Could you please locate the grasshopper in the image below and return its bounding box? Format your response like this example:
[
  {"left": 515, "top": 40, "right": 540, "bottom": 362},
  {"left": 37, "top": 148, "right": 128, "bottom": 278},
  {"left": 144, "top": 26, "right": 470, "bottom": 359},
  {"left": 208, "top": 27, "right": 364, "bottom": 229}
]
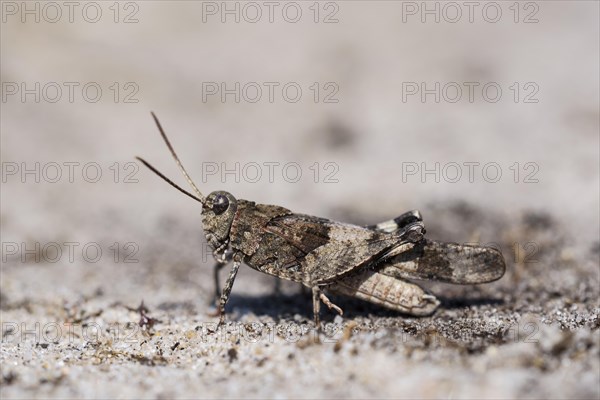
[{"left": 136, "top": 113, "right": 505, "bottom": 327}]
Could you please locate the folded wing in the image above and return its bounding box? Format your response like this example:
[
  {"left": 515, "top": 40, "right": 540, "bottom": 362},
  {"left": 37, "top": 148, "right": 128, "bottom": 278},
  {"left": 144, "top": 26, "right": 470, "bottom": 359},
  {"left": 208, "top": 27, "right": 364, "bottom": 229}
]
[
  {"left": 265, "top": 214, "right": 422, "bottom": 284},
  {"left": 376, "top": 239, "right": 506, "bottom": 284}
]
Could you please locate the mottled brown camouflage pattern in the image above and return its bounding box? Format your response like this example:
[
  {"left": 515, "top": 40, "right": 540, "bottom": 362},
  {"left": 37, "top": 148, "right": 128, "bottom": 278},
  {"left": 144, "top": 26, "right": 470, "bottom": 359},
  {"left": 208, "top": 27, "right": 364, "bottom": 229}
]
[{"left": 139, "top": 114, "right": 506, "bottom": 326}]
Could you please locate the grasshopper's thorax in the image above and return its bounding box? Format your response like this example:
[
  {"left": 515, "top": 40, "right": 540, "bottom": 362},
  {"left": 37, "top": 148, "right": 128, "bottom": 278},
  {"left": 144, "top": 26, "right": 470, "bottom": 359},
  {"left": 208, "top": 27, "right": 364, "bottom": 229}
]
[
  {"left": 228, "top": 200, "right": 291, "bottom": 258},
  {"left": 201, "top": 191, "right": 238, "bottom": 250}
]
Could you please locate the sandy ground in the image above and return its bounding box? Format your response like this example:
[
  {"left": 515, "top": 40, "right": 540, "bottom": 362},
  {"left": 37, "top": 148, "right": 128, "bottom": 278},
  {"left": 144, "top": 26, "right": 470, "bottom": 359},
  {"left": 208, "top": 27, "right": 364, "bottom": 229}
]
[{"left": 1, "top": 1, "right": 599, "bottom": 399}]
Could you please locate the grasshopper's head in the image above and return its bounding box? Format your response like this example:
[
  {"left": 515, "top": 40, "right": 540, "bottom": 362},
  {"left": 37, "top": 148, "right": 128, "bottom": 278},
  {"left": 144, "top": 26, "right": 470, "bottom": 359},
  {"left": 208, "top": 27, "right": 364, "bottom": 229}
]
[
  {"left": 137, "top": 113, "right": 241, "bottom": 251},
  {"left": 201, "top": 191, "right": 238, "bottom": 249}
]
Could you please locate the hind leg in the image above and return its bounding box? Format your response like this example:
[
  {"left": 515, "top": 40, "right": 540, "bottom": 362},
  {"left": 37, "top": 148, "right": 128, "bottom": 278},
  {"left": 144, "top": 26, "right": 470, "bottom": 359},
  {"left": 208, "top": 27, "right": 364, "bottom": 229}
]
[
  {"left": 328, "top": 270, "right": 440, "bottom": 316},
  {"left": 366, "top": 210, "right": 423, "bottom": 233}
]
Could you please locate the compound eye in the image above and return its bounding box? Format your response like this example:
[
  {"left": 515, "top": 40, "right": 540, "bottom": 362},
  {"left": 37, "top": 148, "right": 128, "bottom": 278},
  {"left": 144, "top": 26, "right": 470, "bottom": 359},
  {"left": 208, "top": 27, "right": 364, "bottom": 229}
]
[{"left": 212, "top": 194, "right": 229, "bottom": 215}]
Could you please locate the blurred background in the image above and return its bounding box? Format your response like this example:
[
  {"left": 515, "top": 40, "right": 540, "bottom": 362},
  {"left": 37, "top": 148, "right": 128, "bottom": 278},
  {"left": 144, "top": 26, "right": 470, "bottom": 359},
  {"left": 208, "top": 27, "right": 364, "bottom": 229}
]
[
  {"left": 1, "top": 1, "right": 599, "bottom": 399},
  {"left": 2, "top": 0, "right": 598, "bottom": 301}
]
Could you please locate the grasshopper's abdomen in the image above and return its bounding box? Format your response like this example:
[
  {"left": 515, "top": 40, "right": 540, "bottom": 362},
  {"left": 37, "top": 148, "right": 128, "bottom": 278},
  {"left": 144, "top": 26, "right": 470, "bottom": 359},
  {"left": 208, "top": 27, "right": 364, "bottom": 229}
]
[{"left": 328, "top": 270, "right": 440, "bottom": 316}]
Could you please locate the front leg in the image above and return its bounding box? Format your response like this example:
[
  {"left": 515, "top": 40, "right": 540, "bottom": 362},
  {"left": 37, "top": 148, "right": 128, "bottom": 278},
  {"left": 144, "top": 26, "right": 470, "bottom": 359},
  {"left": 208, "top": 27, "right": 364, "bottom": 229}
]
[
  {"left": 212, "top": 262, "right": 227, "bottom": 306},
  {"left": 211, "top": 247, "right": 233, "bottom": 306},
  {"left": 216, "top": 254, "right": 242, "bottom": 327}
]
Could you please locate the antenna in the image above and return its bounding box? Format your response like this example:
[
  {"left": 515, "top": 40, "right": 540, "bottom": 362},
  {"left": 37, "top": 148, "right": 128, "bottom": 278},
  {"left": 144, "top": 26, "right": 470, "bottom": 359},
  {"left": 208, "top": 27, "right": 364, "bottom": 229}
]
[
  {"left": 135, "top": 156, "right": 204, "bottom": 204},
  {"left": 150, "top": 112, "right": 205, "bottom": 202}
]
